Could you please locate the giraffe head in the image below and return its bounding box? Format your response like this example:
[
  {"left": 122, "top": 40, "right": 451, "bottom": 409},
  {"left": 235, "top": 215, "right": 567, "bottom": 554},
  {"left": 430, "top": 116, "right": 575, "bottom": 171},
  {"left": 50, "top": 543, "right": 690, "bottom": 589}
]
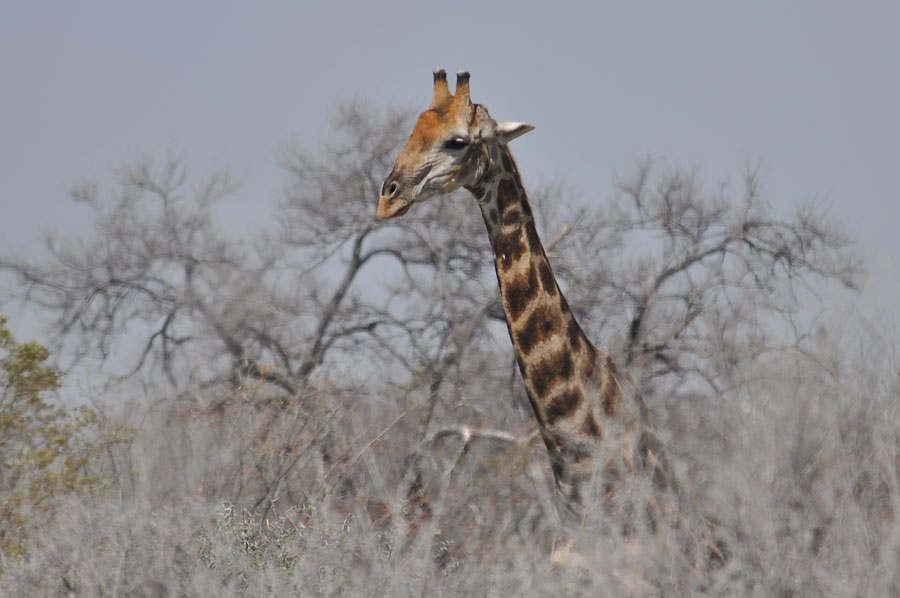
[{"left": 378, "top": 69, "right": 534, "bottom": 219}]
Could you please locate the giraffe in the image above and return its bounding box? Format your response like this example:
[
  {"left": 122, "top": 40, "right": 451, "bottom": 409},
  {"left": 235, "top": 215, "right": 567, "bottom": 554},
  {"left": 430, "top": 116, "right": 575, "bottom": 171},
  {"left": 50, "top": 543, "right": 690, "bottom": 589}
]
[{"left": 378, "top": 69, "right": 674, "bottom": 511}]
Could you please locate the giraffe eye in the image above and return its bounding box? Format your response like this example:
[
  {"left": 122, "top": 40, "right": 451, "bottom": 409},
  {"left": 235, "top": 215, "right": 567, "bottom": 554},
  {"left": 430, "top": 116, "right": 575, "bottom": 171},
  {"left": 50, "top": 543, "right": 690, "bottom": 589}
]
[{"left": 443, "top": 137, "right": 470, "bottom": 151}]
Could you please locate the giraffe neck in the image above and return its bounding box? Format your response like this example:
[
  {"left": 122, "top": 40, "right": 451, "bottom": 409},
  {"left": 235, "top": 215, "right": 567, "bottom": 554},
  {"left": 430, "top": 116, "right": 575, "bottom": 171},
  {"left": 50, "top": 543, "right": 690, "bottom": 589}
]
[{"left": 465, "top": 144, "right": 626, "bottom": 502}]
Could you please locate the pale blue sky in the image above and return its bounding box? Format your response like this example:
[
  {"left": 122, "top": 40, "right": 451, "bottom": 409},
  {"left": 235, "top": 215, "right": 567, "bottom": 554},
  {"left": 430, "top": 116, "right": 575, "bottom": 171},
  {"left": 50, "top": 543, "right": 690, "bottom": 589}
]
[{"left": 2, "top": 1, "right": 899, "bottom": 342}]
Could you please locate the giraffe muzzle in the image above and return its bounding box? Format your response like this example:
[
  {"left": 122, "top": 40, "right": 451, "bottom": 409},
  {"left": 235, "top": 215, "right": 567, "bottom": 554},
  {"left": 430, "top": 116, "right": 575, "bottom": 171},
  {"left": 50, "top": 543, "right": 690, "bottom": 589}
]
[{"left": 377, "top": 172, "right": 414, "bottom": 219}]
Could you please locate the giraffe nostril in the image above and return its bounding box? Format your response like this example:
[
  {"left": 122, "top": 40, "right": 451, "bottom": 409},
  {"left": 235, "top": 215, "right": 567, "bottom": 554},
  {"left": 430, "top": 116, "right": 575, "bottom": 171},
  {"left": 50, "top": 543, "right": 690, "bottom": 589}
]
[{"left": 384, "top": 180, "right": 399, "bottom": 199}]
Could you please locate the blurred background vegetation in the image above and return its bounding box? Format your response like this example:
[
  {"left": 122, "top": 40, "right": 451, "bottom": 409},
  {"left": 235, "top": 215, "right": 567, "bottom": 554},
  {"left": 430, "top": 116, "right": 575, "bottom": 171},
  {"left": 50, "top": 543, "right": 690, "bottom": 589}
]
[
  {"left": 0, "top": 105, "right": 897, "bottom": 596},
  {"left": 0, "top": 317, "right": 132, "bottom": 562}
]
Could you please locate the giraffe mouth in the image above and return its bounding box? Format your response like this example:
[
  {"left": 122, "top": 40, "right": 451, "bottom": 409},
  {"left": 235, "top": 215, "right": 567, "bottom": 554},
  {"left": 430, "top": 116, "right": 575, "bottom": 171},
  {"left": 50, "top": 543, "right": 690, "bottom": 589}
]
[{"left": 376, "top": 196, "right": 413, "bottom": 219}]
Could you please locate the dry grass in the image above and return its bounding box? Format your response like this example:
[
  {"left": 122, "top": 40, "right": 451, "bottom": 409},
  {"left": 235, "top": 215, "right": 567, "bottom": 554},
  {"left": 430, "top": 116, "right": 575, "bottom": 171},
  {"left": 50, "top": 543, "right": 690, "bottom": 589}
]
[{"left": 2, "top": 320, "right": 899, "bottom": 598}]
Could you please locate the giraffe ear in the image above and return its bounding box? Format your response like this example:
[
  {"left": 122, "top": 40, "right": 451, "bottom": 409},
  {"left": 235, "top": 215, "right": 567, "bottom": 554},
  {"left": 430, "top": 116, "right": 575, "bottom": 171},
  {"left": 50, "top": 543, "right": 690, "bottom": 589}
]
[{"left": 495, "top": 121, "right": 534, "bottom": 145}]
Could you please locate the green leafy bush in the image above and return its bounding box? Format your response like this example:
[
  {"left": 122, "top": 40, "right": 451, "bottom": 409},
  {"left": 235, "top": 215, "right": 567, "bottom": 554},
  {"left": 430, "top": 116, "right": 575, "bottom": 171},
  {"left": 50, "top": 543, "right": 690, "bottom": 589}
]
[{"left": 0, "top": 317, "right": 131, "bottom": 560}]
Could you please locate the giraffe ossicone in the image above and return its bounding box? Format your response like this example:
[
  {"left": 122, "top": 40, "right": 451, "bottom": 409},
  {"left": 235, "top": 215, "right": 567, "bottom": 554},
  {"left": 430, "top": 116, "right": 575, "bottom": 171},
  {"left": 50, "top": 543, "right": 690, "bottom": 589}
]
[{"left": 378, "top": 68, "right": 673, "bottom": 507}]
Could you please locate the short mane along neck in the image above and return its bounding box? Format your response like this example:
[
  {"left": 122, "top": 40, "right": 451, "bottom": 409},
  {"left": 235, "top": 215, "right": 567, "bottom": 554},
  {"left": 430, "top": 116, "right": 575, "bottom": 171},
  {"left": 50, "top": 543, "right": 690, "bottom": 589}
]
[{"left": 465, "top": 144, "right": 623, "bottom": 502}]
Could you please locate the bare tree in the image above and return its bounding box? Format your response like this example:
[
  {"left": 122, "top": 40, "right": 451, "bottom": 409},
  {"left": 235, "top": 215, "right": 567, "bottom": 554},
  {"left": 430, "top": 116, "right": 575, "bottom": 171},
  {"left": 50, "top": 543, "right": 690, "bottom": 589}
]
[
  {"left": 0, "top": 106, "right": 507, "bottom": 408},
  {"left": 0, "top": 102, "right": 863, "bottom": 517},
  {"left": 532, "top": 160, "right": 861, "bottom": 399},
  {"left": 5, "top": 101, "right": 895, "bottom": 597}
]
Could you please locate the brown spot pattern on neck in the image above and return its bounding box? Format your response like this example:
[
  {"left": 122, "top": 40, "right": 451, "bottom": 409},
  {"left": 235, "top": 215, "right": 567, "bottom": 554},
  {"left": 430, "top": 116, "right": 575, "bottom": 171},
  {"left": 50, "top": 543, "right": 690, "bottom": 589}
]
[{"left": 468, "top": 144, "right": 637, "bottom": 503}]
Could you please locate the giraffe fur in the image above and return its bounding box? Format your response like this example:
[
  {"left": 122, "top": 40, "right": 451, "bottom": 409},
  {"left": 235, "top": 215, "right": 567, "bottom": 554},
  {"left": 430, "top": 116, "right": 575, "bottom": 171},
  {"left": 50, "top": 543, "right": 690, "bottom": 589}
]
[{"left": 379, "top": 69, "right": 677, "bottom": 510}]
